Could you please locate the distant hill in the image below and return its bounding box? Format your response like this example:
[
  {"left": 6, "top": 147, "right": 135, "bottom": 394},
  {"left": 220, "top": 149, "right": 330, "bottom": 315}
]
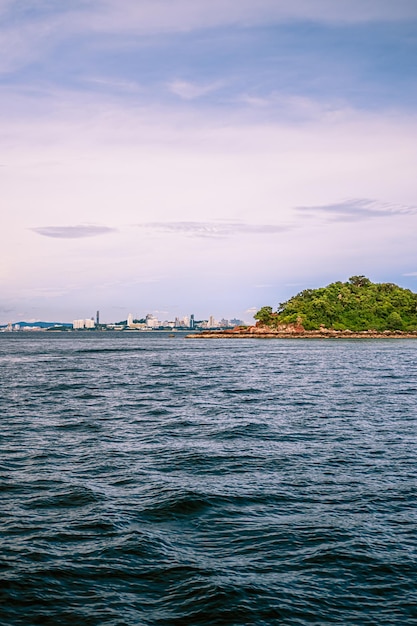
[
  {"left": 255, "top": 276, "right": 417, "bottom": 332},
  {"left": 0, "top": 321, "right": 72, "bottom": 329}
]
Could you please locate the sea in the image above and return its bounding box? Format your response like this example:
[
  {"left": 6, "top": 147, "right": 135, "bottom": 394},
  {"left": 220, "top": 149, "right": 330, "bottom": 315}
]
[{"left": 1, "top": 332, "right": 416, "bottom": 625}]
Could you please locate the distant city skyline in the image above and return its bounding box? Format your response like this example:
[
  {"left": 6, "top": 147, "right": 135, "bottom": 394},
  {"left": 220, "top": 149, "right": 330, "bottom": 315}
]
[
  {"left": 0, "top": 310, "right": 246, "bottom": 328},
  {"left": 1, "top": 1, "right": 417, "bottom": 324},
  {"left": 0, "top": 311, "right": 246, "bottom": 331}
]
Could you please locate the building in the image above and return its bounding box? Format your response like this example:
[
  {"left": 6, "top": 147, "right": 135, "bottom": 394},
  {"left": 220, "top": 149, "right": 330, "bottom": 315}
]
[
  {"left": 73, "top": 318, "right": 95, "bottom": 329},
  {"left": 146, "top": 314, "right": 159, "bottom": 328},
  {"left": 208, "top": 315, "right": 217, "bottom": 328}
]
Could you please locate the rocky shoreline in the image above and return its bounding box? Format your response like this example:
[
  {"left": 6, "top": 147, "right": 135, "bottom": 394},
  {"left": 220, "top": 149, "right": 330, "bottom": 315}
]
[{"left": 186, "top": 325, "right": 417, "bottom": 339}]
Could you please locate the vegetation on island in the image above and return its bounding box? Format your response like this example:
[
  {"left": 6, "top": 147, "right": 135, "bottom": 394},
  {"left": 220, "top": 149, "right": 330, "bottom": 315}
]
[{"left": 255, "top": 276, "right": 417, "bottom": 332}]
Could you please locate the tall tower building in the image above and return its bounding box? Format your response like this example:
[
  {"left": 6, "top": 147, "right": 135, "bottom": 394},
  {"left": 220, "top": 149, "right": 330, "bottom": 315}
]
[
  {"left": 127, "top": 313, "right": 133, "bottom": 327},
  {"left": 96, "top": 310, "right": 100, "bottom": 326},
  {"left": 190, "top": 314, "right": 195, "bottom": 329}
]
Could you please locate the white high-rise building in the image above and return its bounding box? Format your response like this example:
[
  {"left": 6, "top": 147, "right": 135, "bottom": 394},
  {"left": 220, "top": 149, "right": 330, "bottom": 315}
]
[
  {"left": 146, "top": 314, "right": 159, "bottom": 328},
  {"left": 127, "top": 313, "right": 133, "bottom": 327},
  {"left": 208, "top": 315, "right": 217, "bottom": 328},
  {"left": 73, "top": 318, "right": 95, "bottom": 329}
]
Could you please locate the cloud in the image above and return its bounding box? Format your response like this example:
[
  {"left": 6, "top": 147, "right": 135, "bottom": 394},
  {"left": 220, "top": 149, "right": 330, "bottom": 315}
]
[
  {"left": 238, "top": 93, "right": 345, "bottom": 122},
  {"left": 1, "top": 0, "right": 415, "bottom": 75},
  {"left": 31, "top": 225, "right": 117, "bottom": 239},
  {"left": 76, "top": 0, "right": 417, "bottom": 35},
  {"left": 295, "top": 198, "right": 417, "bottom": 223},
  {"left": 168, "top": 80, "right": 223, "bottom": 100},
  {"left": 0, "top": 10, "right": 68, "bottom": 73},
  {"left": 137, "top": 221, "right": 291, "bottom": 238},
  {"left": 403, "top": 272, "right": 417, "bottom": 277},
  {"left": 84, "top": 77, "right": 143, "bottom": 93}
]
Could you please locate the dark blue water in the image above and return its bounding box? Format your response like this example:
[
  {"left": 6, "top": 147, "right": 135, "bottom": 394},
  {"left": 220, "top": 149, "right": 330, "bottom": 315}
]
[{"left": 1, "top": 333, "right": 416, "bottom": 625}]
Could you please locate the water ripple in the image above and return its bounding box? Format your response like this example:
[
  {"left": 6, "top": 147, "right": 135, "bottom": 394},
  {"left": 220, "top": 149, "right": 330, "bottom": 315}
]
[{"left": 0, "top": 333, "right": 416, "bottom": 624}]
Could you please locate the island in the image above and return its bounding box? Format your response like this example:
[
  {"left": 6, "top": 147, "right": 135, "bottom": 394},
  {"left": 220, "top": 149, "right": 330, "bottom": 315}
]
[{"left": 187, "top": 276, "right": 417, "bottom": 339}]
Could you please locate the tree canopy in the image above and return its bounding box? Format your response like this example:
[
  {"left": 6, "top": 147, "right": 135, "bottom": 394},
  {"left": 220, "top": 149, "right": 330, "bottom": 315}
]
[{"left": 255, "top": 277, "right": 417, "bottom": 331}]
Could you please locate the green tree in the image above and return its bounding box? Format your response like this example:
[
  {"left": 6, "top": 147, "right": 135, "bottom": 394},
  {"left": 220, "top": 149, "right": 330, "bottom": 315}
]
[
  {"left": 349, "top": 275, "right": 371, "bottom": 287},
  {"left": 386, "top": 311, "right": 403, "bottom": 330},
  {"left": 254, "top": 306, "right": 274, "bottom": 325}
]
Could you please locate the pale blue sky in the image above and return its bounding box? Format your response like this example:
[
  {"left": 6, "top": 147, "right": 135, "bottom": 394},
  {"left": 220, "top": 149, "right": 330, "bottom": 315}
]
[{"left": 1, "top": 1, "right": 417, "bottom": 323}]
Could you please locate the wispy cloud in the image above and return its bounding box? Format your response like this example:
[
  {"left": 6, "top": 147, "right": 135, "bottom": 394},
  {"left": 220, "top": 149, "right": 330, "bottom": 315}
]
[
  {"left": 168, "top": 80, "right": 223, "bottom": 100},
  {"left": 296, "top": 198, "right": 417, "bottom": 223},
  {"left": 84, "top": 77, "right": 143, "bottom": 93},
  {"left": 2, "top": 0, "right": 414, "bottom": 77},
  {"left": 403, "top": 272, "right": 417, "bottom": 277},
  {"left": 137, "top": 221, "right": 291, "bottom": 238},
  {"left": 66, "top": 1, "right": 417, "bottom": 36},
  {"left": 31, "top": 225, "right": 117, "bottom": 239}
]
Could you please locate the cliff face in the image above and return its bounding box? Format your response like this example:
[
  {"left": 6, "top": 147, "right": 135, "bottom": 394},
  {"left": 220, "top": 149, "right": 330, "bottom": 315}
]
[{"left": 255, "top": 320, "right": 305, "bottom": 333}]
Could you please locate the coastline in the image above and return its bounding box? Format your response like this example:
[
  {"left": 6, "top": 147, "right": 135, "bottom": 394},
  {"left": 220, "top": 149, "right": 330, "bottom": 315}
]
[{"left": 186, "top": 326, "right": 417, "bottom": 339}]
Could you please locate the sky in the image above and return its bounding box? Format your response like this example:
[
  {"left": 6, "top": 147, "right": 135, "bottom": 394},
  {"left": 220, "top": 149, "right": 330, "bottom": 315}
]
[{"left": 1, "top": 0, "right": 417, "bottom": 324}]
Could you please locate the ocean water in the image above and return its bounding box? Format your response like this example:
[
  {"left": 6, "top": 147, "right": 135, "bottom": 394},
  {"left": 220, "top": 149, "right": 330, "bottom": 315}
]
[{"left": 1, "top": 332, "right": 416, "bottom": 626}]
